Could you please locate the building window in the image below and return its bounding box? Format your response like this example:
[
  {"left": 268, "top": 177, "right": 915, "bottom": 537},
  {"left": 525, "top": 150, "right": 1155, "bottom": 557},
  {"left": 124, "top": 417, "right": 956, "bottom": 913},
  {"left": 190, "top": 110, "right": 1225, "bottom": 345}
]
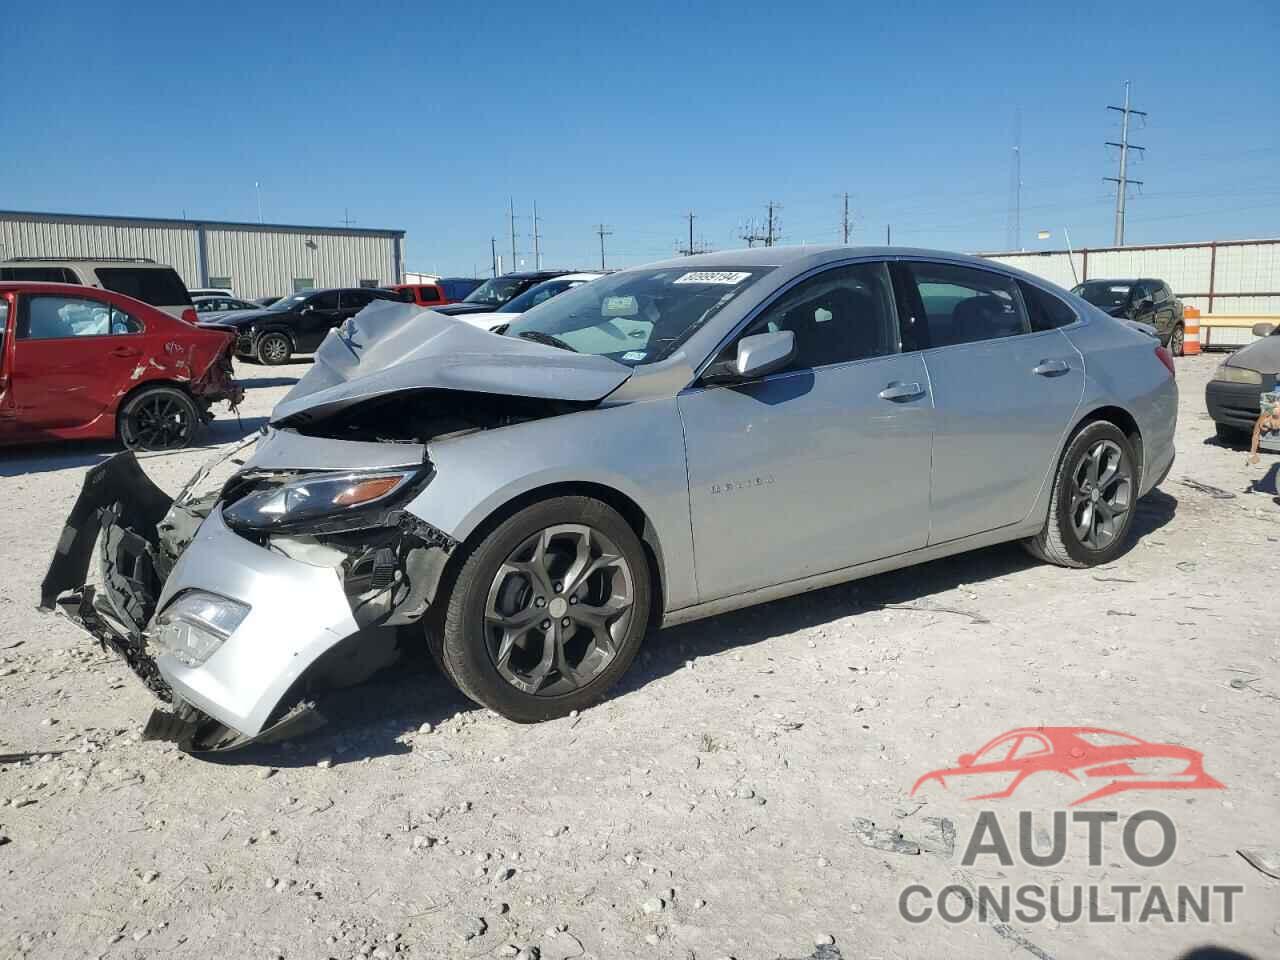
[
  {"left": 292, "top": 278, "right": 315, "bottom": 292},
  {"left": 359, "top": 279, "right": 379, "bottom": 289},
  {"left": 209, "top": 276, "right": 232, "bottom": 290}
]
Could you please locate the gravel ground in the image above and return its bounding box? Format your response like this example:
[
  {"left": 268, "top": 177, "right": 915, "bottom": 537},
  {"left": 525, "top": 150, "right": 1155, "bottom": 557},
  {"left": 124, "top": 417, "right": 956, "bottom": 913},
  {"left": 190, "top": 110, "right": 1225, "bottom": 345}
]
[{"left": 0, "top": 354, "right": 1277, "bottom": 960}]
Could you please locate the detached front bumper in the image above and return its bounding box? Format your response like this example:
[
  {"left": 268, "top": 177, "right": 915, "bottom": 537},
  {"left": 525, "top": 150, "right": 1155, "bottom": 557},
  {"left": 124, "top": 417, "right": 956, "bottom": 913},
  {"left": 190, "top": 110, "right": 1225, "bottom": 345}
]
[{"left": 42, "top": 443, "right": 452, "bottom": 751}]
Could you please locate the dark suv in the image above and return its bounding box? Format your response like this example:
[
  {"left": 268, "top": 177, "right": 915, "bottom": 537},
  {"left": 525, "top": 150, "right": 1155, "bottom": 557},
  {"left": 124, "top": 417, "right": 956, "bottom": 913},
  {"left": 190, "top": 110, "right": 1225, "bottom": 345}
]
[
  {"left": 433, "top": 270, "right": 573, "bottom": 318},
  {"left": 1071, "top": 278, "right": 1187, "bottom": 355},
  {"left": 213, "top": 287, "right": 402, "bottom": 364}
]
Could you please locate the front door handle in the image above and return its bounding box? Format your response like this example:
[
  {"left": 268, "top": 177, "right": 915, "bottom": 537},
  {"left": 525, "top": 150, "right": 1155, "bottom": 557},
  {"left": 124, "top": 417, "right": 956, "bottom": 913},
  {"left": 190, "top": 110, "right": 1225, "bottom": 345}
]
[
  {"left": 879, "top": 381, "right": 926, "bottom": 402},
  {"left": 1033, "top": 359, "right": 1070, "bottom": 376},
  {"left": 109, "top": 347, "right": 141, "bottom": 358}
]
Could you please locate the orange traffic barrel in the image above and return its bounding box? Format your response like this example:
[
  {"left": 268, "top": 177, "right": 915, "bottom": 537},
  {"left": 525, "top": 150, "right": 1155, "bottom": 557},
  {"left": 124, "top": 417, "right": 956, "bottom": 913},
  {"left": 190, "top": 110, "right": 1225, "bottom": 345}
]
[{"left": 1183, "top": 306, "right": 1201, "bottom": 355}]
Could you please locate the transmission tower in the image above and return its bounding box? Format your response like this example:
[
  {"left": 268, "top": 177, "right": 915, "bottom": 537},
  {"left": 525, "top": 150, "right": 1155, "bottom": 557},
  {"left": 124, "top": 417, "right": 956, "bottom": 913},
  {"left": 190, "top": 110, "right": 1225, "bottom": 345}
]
[{"left": 1104, "top": 81, "right": 1146, "bottom": 246}]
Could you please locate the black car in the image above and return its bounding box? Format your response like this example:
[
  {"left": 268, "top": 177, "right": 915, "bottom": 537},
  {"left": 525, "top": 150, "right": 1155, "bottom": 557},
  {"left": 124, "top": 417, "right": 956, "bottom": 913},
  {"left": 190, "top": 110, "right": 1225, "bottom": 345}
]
[
  {"left": 433, "top": 270, "right": 573, "bottom": 317},
  {"left": 1072, "top": 279, "right": 1188, "bottom": 354},
  {"left": 1205, "top": 321, "right": 1280, "bottom": 444},
  {"left": 212, "top": 287, "right": 402, "bottom": 365}
]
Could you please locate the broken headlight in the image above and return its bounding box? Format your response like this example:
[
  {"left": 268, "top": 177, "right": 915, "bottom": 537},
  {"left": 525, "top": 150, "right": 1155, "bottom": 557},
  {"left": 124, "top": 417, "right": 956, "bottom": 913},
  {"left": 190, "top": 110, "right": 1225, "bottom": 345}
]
[
  {"left": 152, "top": 591, "right": 249, "bottom": 667},
  {"left": 222, "top": 469, "right": 420, "bottom": 533}
]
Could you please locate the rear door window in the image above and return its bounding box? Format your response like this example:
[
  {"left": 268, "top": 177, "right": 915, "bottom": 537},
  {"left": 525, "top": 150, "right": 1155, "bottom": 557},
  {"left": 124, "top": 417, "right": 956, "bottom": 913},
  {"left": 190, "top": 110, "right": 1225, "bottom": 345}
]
[
  {"left": 95, "top": 267, "right": 192, "bottom": 306},
  {"left": 309, "top": 291, "right": 340, "bottom": 311},
  {"left": 19, "top": 295, "right": 142, "bottom": 339},
  {"left": 903, "top": 262, "right": 1030, "bottom": 347},
  {"left": 339, "top": 289, "right": 376, "bottom": 311}
]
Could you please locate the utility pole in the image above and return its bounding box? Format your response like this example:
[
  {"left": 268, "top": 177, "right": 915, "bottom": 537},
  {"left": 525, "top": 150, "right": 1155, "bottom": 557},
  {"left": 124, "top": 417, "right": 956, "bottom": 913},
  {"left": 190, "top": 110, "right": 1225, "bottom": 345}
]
[
  {"left": 765, "top": 201, "right": 780, "bottom": 246},
  {"left": 595, "top": 224, "right": 612, "bottom": 270},
  {"left": 508, "top": 197, "right": 519, "bottom": 272},
  {"left": 886, "top": 224, "right": 892, "bottom": 245},
  {"left": 490, "top": 237, "right": 498, "bottom": 277},
  {"left": 255, "top": 181, "right": 263, "bottom": 224},
  {"left": 678, "top": 211, "right": 705, "bottom": 256},
  {"left": 341, "top": 208, "right": 356, "bottom": 228},
  {"left": 1007, "top": 109, "right": 1022, "bottom": 250},
  {"left": 1105, "top": 80, "right": 1146, "bottom": 246},
  {"left": 841, "top": 193, "right": 850, "bottom": 244},
  {"left": 531, "top": 201, "right": 542, "bottom": 270}
]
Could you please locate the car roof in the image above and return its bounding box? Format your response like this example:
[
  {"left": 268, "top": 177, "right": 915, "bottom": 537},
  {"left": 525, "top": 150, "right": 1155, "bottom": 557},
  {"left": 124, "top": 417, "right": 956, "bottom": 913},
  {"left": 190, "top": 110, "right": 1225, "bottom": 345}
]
[
  {"left": 0, "top": 257, "right": 171, "bottom": 268},
  {"left": 539, "top": 272, "right": 602, "bottom": 282}
]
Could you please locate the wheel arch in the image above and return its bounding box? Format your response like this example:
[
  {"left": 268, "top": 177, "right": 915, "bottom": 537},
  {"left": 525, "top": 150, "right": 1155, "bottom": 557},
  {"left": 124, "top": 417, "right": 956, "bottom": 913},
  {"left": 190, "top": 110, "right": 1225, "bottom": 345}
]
[
  {"left": 430, "top": 480, "right": 668, "bottom": 632},
  {"left": 1068, "top": 404, "right": 1144, "bottom": 482},
  {"left": 255, "top": 326, "right": 298, "bottom": 352},
  {"left": 112, "top": 379, "right": 206, "bottom": 446}
]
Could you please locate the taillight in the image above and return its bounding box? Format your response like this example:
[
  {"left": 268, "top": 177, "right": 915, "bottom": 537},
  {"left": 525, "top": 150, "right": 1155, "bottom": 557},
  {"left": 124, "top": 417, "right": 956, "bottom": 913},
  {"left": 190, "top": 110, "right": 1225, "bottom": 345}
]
[
  {"left": 181, "top": 308, "right": 198, "bottom": 325},
  {"left": 1155, "top": 344, "right": 1175, "bottom": 378}
]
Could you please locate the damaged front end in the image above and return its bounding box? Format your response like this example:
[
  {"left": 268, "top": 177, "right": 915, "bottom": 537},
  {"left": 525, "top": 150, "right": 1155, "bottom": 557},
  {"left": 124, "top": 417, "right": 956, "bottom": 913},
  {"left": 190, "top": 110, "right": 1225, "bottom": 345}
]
[{"left": 40, "top": 431, "right": 458, "bottom": 752}]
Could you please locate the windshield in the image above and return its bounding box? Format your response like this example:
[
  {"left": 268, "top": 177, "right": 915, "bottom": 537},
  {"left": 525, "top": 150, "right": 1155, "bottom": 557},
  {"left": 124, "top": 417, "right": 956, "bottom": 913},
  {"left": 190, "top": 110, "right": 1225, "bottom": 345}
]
[
  {"left": 502, "top": 266, "right": 775, "bottom": 366},
  {"left": 1073, "top": 282, "right": 1131, "bottom": 310},
  {"left": 267, "top": 294, "right": 309, "bottom": 312},
  {"left": 498, "top": 278, "right": 585, "bottom": 314},
  {"left": 463, "top": 276, "right": 527, "bottom": 306}
]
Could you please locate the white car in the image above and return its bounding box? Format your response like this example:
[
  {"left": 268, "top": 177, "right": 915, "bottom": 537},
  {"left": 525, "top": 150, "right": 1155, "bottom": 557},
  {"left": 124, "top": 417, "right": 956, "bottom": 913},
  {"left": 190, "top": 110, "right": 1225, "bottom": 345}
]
[{"left": 455, "top": 272, "right": 603, "bottom": 331}]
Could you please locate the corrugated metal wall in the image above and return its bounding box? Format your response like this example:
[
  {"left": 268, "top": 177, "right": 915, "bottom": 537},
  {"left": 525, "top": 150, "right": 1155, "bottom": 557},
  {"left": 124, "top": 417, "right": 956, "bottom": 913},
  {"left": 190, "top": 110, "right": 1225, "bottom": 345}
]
[
  {"left": 0, "top": 212, "right": 402, "bottom": 299},
  {"left": 0, "top": 213, "right": 198, "bottom": 280},
  {"left": 203, "top": 226, "right": 397, "bottom": 298},
  {"left": 985, "top": 239, "right": 1280, "bottom": 314}
]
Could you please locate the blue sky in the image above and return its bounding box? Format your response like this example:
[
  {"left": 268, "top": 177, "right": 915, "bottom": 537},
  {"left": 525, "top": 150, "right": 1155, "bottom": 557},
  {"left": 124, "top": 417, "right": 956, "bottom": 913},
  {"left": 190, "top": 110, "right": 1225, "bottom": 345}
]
[{"left": 4, "top": 0, "right": 1278, "bottom": 277}]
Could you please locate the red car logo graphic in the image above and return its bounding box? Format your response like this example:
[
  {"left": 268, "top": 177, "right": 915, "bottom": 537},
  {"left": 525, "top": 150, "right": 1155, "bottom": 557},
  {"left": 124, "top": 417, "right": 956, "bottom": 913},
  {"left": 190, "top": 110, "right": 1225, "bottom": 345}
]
[{"left": 911, "top": 727, "right": 1224, "bottom": 806}]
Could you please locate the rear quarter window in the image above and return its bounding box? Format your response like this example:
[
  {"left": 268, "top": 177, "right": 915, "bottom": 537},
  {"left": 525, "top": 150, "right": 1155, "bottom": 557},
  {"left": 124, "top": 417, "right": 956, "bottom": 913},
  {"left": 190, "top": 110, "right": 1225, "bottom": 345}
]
[
  {"left": 0, "top": 267, "right": 81, "bottom": 283},
  {"left": 94, "top": 267, "right": 192, "bottom": 307}
]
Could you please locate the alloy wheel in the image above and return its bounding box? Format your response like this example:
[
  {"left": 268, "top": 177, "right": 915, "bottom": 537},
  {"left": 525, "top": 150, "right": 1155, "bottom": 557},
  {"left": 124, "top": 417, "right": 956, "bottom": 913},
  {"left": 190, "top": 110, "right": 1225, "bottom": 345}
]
[
  {"left": 1069, "top": 439, "right": 1132, "bottom": 550},
  {"left": 260, "top": 335, "right": 289, "bottom": 364},
  {"left": 484, "top": 523, "right": 636, "bottom": 696},
  {"left": 125, "top": 394, "right": 194, "bottom": 451},
  {"left": 1170, "top": 326, "right": 1184, "bottom": 356}
]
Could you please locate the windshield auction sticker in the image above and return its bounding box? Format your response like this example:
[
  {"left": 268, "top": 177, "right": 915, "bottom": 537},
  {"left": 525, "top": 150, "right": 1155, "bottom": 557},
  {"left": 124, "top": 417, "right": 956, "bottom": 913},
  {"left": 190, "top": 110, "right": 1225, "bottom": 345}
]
[{"left": 672, "top": 271, "right": 752, "bottom": 285}]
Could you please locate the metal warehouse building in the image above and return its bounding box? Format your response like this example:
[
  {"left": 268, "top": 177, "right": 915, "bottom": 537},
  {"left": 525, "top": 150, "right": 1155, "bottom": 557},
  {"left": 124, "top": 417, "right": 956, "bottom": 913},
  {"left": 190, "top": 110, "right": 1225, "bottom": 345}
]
[{"left": 0, "top": 209, "right": 404, "bottom": 299}]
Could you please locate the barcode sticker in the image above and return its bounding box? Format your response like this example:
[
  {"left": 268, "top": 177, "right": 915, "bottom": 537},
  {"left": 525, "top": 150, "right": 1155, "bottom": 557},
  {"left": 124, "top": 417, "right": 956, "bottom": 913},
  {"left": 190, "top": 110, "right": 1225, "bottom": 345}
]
[{"left": 673, "top": 271, "right": 751, "bottom": 285}]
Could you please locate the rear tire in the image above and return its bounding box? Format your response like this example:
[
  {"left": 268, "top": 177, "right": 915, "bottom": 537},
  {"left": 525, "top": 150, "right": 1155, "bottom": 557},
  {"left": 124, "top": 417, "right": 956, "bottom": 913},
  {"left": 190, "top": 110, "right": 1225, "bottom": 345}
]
[
  {"left": 257, "top": 332, "right": 292, "bottom": 365},
  {"left": 1168, "top": 323, "right": 1185, "bottom": 357},
  {"left": 439, "top": 496, "right": 651, "bottom": 722},
  {"left": 1025, "top": 421, "right": 1138, "bottom": 568},
  {"left": 117, "top": 386, "right": 201, "bottom": 452}
]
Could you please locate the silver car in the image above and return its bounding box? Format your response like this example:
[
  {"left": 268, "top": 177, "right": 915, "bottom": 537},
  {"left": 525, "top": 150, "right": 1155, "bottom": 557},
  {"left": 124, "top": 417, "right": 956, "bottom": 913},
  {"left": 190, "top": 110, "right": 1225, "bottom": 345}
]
[{"left": 42, "top": 246, "right": 1177, "bottom": 749}]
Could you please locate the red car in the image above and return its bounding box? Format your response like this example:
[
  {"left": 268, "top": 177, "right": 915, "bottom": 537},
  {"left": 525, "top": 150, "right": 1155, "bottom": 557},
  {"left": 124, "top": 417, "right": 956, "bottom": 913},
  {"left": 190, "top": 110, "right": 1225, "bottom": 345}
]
[
  {"left": 390, "top": 278, "right": 485, "bottom": 309},
  {"left": 911, "top": 726, "right": 1224, "bottom": 806},
  {"left": 0, "top": 282, "right": 243, "bottom": 451}
]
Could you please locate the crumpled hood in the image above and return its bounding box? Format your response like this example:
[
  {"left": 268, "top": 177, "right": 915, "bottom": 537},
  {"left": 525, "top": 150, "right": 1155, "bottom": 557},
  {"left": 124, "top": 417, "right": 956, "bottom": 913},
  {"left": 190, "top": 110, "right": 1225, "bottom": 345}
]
[
  {"left": 270, "top": 299, "right": 632, "bottom": 424},
  {"left": 1225, "top": 333, "right": 1280, "bottom": 373}
]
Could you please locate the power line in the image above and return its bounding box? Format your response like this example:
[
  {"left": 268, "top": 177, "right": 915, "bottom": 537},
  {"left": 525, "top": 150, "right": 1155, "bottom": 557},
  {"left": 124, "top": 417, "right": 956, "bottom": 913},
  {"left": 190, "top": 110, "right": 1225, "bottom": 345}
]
[
  {"left": 595, "top": 223, "right": 612, "bottom": 270},
  {"left": 1104, "top": 80, "right": 1147, "bottom": 246}
]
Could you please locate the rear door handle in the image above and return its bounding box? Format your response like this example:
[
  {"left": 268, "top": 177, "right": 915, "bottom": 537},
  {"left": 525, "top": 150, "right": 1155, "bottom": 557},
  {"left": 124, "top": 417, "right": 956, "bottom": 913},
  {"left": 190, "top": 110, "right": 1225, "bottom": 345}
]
[
  {"left": 1033, "top": 359, "right": 1070, "bottom": 376},
  {"left": 879, "top": 381, "right": 926, "bottom": 402},
  {"left": 110, "top": 347, "right": 141, "bottom": 358}
]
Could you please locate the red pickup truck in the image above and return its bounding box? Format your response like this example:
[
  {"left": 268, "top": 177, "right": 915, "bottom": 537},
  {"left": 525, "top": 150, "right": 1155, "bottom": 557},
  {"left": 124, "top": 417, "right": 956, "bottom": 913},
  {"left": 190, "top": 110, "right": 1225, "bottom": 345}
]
[{"left": 390, "top": 277, "right": 485, "bottom": 308}]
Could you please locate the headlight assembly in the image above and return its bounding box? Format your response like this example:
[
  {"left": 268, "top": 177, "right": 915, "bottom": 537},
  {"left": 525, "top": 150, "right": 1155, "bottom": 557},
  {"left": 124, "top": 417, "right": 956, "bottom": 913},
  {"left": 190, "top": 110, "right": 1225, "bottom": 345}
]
[
  {"left": 1213, "top": 364, "right": 1262, "bottom": 385},
  {"left": 222, "top": 469, "right": 420, "bottom": 533},
  {"left": 151, "top": 591, "right": 249, "bottom": 667}
]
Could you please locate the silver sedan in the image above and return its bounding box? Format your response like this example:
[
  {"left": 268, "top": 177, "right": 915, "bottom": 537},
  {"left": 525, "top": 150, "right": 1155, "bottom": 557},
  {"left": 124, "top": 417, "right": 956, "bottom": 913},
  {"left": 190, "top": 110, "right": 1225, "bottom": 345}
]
[{"left": 43, "top": 246, "right": 1177, "bottom": 748}]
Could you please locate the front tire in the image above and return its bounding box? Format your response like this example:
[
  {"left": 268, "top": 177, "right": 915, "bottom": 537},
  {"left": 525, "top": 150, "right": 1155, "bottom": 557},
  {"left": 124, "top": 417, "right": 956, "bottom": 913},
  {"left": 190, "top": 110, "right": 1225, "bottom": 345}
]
[
  {"left": 117, "top": 386, "right": 201, "bottom": 452},
  {"left": 439, "top": 496, "right": 651, "bottom": 722},
  {"left": 1168, "top": 323, "right": 1185, "bottom": 357},
  {"left": 1025, "top": 421, "right": 1138, "bottom": 568},
  {"left": 256, "top": 332, "right": 292, "bottom": 365}
]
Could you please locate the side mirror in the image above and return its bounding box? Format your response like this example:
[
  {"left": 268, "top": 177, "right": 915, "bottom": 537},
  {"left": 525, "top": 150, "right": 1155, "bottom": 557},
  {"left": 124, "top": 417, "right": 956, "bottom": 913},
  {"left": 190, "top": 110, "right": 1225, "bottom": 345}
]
[
  {"left": 1252, "top": 322, "right": 1275, "bottom": 338},
  {"left": 1134, "top": 297, "right": 1154, "bottom": 313},
  {"left": 703, "top": 330, "right": 796, "bottom": 384},
  {"left": 299, "top": 304, "right": 314, "bottom": 315},
  {"left": 958, "top": 753, "right": 976, "bottom": 768}
]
